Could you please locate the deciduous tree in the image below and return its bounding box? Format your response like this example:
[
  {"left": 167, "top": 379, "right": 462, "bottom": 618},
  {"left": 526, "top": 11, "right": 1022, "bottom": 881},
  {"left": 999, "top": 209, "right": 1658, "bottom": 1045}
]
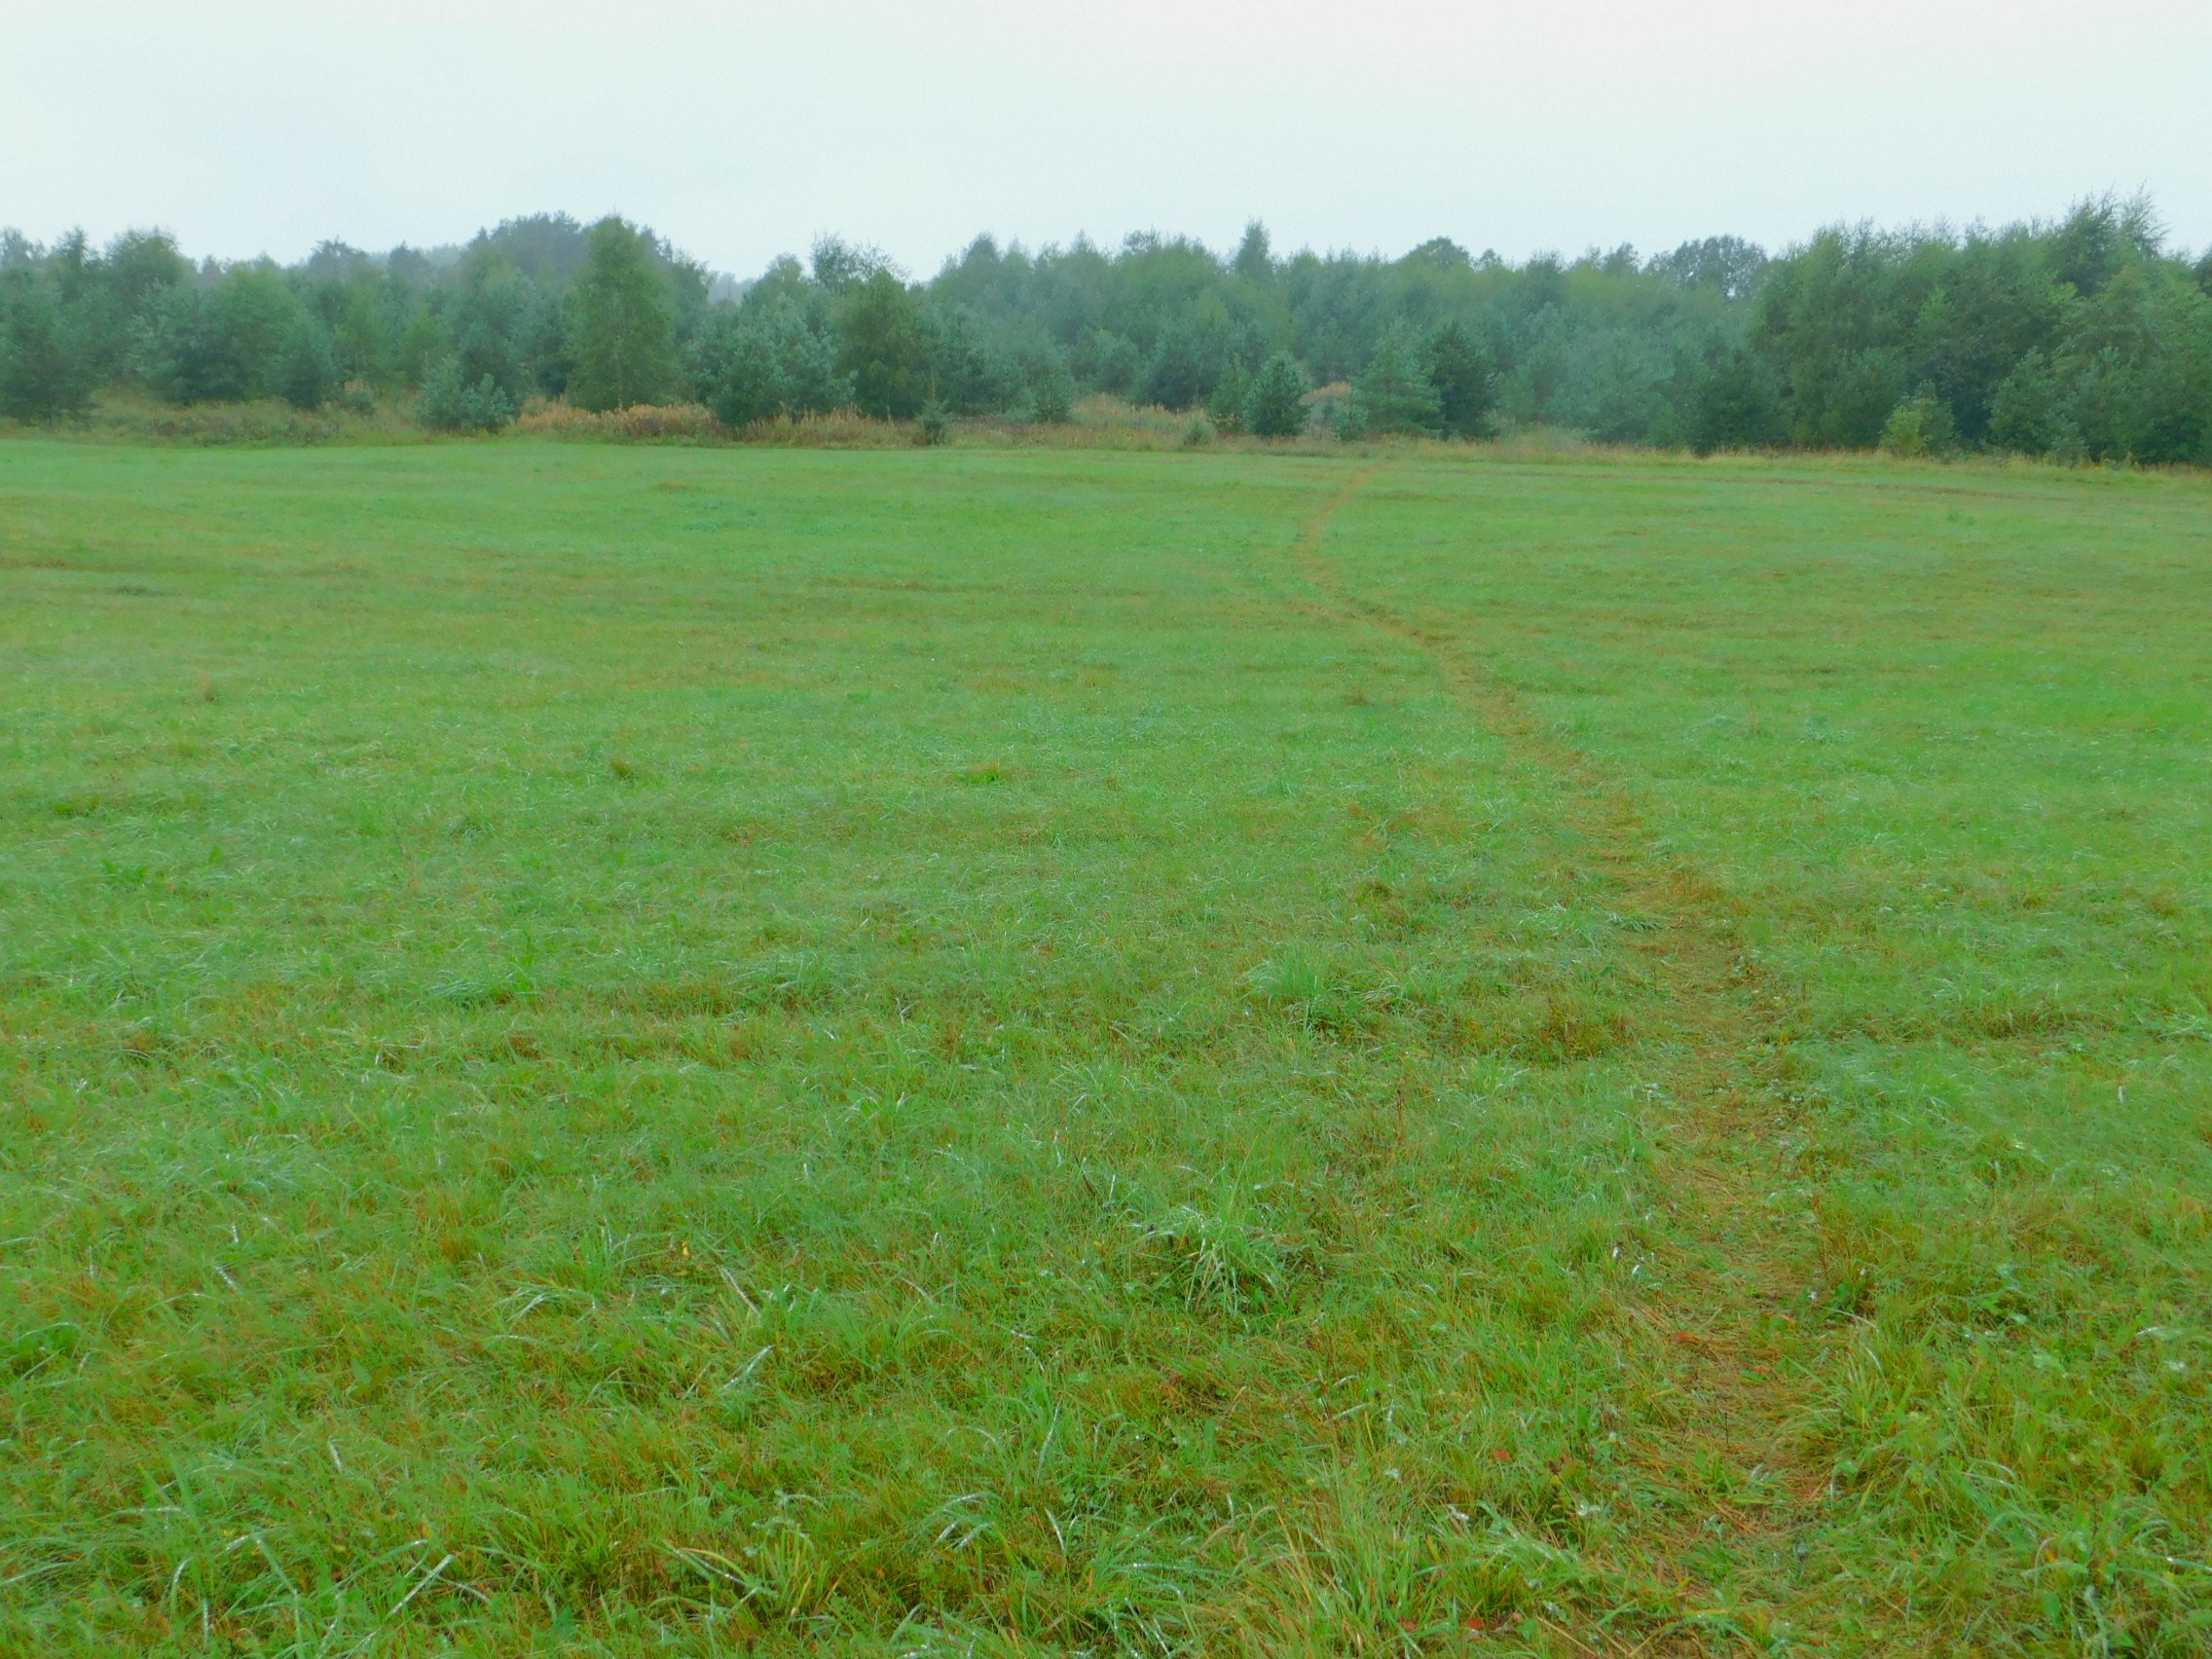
[{"left": 569, "top": 217, "right": 677, "bottom": 412}]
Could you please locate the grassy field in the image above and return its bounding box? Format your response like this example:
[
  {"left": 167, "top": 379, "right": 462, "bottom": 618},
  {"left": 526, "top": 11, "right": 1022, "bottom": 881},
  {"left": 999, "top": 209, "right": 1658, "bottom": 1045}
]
[{"left": 2, "top": 438, "right": 2208, "bottom": 1656}]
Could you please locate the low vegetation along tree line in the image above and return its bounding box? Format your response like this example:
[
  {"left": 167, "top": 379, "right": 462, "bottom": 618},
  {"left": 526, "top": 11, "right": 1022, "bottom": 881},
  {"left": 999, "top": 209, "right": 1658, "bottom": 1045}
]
[{"left": 3, "top": 197, "right": 2210, "bottom": 461}]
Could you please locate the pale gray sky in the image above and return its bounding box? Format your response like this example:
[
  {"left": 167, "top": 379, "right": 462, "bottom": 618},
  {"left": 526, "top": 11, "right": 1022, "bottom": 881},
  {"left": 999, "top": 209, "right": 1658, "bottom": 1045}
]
[{"left": 6, "top": 0, "right": 2209, "bottom": 273}]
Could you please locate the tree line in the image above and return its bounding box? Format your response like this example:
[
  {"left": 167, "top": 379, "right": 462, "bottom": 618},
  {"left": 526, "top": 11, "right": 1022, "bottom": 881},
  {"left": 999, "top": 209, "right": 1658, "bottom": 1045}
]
[{"left": 3, "top": 199, "right": 2209, "bottom": 461}]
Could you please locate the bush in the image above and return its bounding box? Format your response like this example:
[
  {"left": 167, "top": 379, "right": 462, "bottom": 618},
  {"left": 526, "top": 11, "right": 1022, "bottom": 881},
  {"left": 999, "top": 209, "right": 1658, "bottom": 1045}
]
[
  {"left": 512, "top": 401, "right": 718, "bottom": 441},
  {"left": 915, "top": 398, "right": 952, "bottom": 446},
  {"left": 1180, "top": 414, "right": 1215, "bottom": 448},
  {"left": 416, "top": 358, "right": 516, "bottom": 433},
  {"left": 1027, "top": 371, "right": 1074, "bottom": 424},
  {"left": 1206, "top": 358, "right": 1251, "bottom": 434},
  {"left": 452, "top": 321, "right": 525, "bottom": 406},
  {"left": 1879, "top": 392, "right": 1958, "bottom": 458},
  {"left": 1243, "top": 352, "right": 1309, "bottom": 438},
  {"left": 86, "top": 396, "right": 367, "bottom": 445}
]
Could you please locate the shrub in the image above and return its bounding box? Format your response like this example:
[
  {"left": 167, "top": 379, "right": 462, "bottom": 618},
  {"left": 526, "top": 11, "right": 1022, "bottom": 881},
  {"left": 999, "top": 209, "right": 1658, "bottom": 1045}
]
[
  {"left": 1884, "top": 393, "right": 1955, "bottom": 458},
  {"left": 512, "top": 401, "right": 719, "bottom": 441},
  {"left": 1243, "top": 352, "right": 1309, "bottom": 438},
  {"left": 1879, "top": 391, "right": 1958, "bottom": 458},
  {"left": 1206, "top": 358, "right": 1252, "bottom": 434},
  {"left": 719, "top": 409, "right": 910, "bottom": 448},
  {"left": 1026, "top": 361, "right": 1075, "bottom": 424},
  {"left": 87, "top": 397, "right": 363, "bottom": 445},
  {"left": 915, "top": 398, "right": 952, "bottom": 446},
  {"left": 416, "top": 358, "right": 516, "bottom": 433},
  {"left": 453, "top": 321, "right": 525, "bottom": 405}
]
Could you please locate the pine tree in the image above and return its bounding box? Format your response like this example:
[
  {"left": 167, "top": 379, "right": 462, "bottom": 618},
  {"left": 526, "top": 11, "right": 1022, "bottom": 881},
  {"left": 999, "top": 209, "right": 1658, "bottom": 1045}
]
[
  {"left": 1233, "top": 221, "right": 1273, "bottom": 283},
  {"left": 1353, "top": 326, "right": 1441, "bottom": 435},
  {"left": 1206, "top": 357, "right": 1252, "bottom": 434},
  {"left": 1243, "top": 352, "right": 1309, "bottom": 438},
  {"left": 1424, "top": 320, "right": 1494, "bottom": 437},
  {"left": 689, "top": 313, "right": 789, "bottom": 429}
]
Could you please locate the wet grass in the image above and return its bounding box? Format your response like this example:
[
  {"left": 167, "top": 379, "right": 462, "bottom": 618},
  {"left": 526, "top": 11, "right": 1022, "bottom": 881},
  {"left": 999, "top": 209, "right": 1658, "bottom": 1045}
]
[{"left": 1, "top": 440, "right": 2207, "bottom": 1653}]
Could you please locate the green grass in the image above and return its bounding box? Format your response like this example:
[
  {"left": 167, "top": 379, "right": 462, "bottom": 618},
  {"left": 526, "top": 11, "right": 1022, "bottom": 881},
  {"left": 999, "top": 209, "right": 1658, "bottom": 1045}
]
[{"left": 1, "top": 439, "right": 2207, "bottom": 1655}]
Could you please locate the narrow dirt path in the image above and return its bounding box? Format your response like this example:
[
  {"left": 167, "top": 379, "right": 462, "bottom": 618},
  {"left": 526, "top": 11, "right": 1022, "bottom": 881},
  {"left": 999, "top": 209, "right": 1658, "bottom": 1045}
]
[{"left": 1278, "top": 461, "right": 1833, "bottom": 1647}]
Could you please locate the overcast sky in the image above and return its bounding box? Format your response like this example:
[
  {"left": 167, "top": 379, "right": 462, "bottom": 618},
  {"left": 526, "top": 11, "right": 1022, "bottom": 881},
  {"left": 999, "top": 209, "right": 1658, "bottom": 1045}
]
[{"left": 6, "top": 0, "right": 2209, "bottom": 275}]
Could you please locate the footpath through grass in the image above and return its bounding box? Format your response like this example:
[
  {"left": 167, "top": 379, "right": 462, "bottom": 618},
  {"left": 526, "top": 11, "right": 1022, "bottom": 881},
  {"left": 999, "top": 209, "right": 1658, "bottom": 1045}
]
[{"left": 1, "top": 440, "right": 2208, "bottom": 1654}]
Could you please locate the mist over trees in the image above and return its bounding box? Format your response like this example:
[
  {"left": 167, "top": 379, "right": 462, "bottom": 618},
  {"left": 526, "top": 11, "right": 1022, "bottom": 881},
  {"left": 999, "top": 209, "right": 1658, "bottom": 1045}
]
[{"left": 2, "top": 197, "right": 2208, "bottom": 462}]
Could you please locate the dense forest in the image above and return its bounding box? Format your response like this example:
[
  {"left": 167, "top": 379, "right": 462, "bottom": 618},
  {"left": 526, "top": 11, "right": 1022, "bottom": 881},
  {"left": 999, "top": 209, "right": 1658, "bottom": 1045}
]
[{"left": 3, "top": 199, "right": 2209, "bottom": 461}]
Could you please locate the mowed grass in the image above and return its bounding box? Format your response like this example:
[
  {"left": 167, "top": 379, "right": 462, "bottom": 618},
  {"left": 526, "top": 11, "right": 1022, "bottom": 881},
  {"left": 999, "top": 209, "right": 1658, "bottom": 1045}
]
[{"left": 0, "top": 439, "right": 2207, "bottom": 1655}]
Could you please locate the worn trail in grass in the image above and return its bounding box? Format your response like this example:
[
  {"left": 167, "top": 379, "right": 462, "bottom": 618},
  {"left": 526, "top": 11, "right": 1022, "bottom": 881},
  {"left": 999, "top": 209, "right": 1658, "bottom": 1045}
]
[
  {"left": 1284, "top": 463, "right": 1828, "bottom": 1638},
  {"left": 1295, "top": 453, "right": 2212, "bottom": 1651},
  {"left": 2, "top": 440, "right": 2209, "bottom": 1656}
]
